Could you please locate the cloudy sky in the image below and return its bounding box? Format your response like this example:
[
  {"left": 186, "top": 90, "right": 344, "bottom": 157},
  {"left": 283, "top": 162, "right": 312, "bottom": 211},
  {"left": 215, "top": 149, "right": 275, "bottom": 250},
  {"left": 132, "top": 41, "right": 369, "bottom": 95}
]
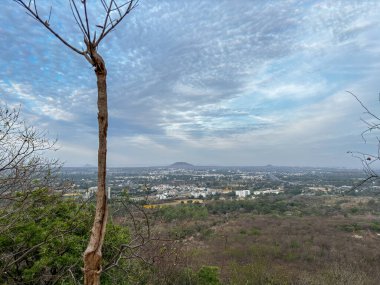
[{"left": 1, "top": 0, "right": 380, "bottom": 167}]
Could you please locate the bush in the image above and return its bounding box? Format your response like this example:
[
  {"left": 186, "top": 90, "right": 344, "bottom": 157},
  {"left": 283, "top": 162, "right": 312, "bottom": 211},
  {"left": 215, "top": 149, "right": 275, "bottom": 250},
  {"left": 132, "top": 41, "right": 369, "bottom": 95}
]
[
  {"left": 0, "top": 189, "right": 131, "bottom": 284},
  {"left": 370, "top": 221, "right": 380, "bottom": 232},
  {"left": 197, "top": 266, "right": 221, "bottom": 285},
  {"left": 338, "top": 223, "right": 362, "bottom": 232}
]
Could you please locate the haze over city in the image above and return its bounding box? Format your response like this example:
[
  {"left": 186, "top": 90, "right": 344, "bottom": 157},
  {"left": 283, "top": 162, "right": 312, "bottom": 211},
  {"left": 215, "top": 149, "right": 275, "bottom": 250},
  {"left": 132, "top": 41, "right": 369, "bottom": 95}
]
[{"left": 1, "top": 1, "right": 380, "bottom": 167}]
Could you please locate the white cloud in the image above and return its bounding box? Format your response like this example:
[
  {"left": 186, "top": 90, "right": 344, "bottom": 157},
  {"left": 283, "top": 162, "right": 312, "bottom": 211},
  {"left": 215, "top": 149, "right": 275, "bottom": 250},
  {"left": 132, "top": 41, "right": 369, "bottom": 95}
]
[
  {"left": 0, "top": 80, "right": 76, "bottom": 122},
  {"left": 38, "top": 104, "right": 75, "bottom": 122},
  {"left": 0, "top": 80, "right": 36, "bottom": 101},
  {"left": 256, "top": 82, "right": 326, "bottom": 100},
  {"left": 2, "top": 0, "right": 380, "bottom": 166}
]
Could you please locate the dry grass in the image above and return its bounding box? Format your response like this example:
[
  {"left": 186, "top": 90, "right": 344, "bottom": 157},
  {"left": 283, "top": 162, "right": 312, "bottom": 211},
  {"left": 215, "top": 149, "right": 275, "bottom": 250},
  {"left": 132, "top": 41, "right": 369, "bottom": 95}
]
[
  {"left": 133, "top": 195, "right": 380, "bottom": 284},
  {"left": 179, "top": 213, "right": 380, "bottom": 284}
]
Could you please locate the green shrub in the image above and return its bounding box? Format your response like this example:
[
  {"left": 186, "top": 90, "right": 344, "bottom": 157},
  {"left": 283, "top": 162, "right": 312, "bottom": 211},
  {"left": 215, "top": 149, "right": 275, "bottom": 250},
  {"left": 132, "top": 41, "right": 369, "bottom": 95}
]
[
  {"left": 197, "top": 266, "right": 221, "bottom": 285},
  {"left": 0, "top": 189, "right": 131, "bottom": 284},
  {"left": 370, "top": 221, "right": 380, "bottom": 232},
  {"left": 338, "top": 223, "right": 361, "bottom": 232}
]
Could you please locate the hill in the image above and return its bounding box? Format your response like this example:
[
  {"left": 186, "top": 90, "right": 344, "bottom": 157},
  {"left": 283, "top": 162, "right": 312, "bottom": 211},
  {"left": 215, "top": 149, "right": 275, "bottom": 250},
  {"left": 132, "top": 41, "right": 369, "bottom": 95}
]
[{"left": 168, "top": 162, "right": 194, "bottom": 168}]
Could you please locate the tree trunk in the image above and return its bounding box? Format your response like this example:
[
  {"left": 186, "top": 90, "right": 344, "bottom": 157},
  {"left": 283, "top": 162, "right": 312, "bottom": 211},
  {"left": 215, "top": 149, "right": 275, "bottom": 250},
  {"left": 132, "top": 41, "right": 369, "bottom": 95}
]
[{"left": 83, "top": 52, "right": 108, "bottom": 285}]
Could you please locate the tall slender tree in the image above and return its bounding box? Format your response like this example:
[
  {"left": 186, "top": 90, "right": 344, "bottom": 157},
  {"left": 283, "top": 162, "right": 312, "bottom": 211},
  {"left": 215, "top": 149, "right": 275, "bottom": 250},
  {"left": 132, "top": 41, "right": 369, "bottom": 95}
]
[{"left": 12, "top": 1, "right": 139, "bottom": 284}]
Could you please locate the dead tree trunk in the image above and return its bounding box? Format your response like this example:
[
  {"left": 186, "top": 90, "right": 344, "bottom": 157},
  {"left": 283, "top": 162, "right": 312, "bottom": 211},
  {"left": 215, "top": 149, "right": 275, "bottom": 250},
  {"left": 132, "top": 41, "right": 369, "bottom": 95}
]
[{"left": 83, "top": 51, "right": 108, "bottom": 285}]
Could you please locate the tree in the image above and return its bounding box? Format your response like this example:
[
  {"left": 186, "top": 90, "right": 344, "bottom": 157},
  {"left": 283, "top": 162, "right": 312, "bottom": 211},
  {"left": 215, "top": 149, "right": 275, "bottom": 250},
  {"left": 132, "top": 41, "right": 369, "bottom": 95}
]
[
  {"left": 348, "top": 91, "right": 380, "bottom": 188},
  {"left": 12, "top": 1, "right": 139, "bottom": 283},
  {"left": 0, "top": 188, "right": 134, "bottom": 284},
  {"left": 0, "top": 107, "right": 170, "bottom": 284},
  {"left": 0, "top": 105, "right": 75, "bottom": 284},
  {"left": 0, "top": 105, "right": 59, "bottom": 209},
  {"left": 0, "top": 188, "right": 94, "bottom": 284}
]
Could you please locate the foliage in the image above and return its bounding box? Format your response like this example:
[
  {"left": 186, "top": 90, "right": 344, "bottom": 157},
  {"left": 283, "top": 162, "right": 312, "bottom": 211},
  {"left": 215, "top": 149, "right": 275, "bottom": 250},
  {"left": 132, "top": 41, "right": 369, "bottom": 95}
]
[
  {"left": 0, "top": 189, "right": 130, "bottom": 284},
  {"left": 369, "top": 221, "right": 380, "bottom": 232},
  {"left": 197, "top": 266, "right": 221, "bottom": 285},
  {"left": 165, "top": 266, "right": 221, "bottom": 285},
  {"left": 157, "top": 204, "right": 208, "bottom": 222},
  {"left": 205, "top": 197, "right": 306, "bottom": 216},
  {"left": 0, "top": 188, "right": 90, "bottom": 284}
]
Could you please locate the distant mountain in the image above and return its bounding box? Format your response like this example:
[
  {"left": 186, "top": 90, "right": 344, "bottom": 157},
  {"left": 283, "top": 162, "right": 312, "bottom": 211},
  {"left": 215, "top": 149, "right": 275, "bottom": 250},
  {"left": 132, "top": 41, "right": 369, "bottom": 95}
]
[{"left": 168, "top": 162, "right": 194, "bottom": 168}]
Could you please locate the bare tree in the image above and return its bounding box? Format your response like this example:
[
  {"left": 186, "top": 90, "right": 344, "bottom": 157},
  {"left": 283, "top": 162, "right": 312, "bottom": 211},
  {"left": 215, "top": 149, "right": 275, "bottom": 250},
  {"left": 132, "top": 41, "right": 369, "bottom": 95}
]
[
  {"left": 0, "top": 105, "right": 59, "bottom": 205},
  {"left": 12, "top": 1, "right": 139, "bottom": 284},
  {"left": 99, "top": 197, "right": 177, "bottom": 284},
  {"left": 0, "top": 104, "right": 61, "bottom": 239},
  {"left": 347, "top": 91, "right": 380, "bottom": 188}
]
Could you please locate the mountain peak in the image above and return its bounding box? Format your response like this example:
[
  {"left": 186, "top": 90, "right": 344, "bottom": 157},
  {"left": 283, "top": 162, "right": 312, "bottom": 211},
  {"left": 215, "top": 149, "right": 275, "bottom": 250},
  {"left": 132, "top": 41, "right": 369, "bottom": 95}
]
[{"left": 168, "top": 162, "right": 194, "bottom": 168}]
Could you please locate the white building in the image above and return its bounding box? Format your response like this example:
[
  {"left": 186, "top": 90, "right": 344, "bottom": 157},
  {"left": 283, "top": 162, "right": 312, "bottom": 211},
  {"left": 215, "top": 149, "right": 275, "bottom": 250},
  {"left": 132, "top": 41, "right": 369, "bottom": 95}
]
[
  {"left": 235, "top": 190, "right": 251, "bottom": 198},
  {"left": 84, "top": 186, "right": 111, "bottom": 200},
  {"left": 253, "top": 189, "right": 281, "bottom": 195},
  {"left": 190, "top": 191, "right": 207, "bottom": 198},
  {"left": 156, "top": 193, "right": 167, "bottom": 200}
]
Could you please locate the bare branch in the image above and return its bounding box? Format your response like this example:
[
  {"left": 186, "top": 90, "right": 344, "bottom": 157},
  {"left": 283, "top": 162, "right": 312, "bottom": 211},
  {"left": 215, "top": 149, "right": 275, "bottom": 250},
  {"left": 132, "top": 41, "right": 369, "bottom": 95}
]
[
  {"left": 33, "top": 0, "right": 38, "bottom": 16},
  {"left": 347, "top": 91, "right": 380, "bottom": 122},
  {"left": 83, "top": 0, "right": 91, "bottom": 40},
  {"left": 69, "top": 0, "right": 91, "bottom": 41},
  {"left": 96, "top": 0, "right": 114, "bottom": 46},
  {"left": 83, "top": 52, "right": 94, "bottom": 65},
  {"left": 69, "top": 0, "right": 87, "bottom": 36},
  {"left": 100, "top": 0, "right": 108, "bottom": 12},
  {"left": 348, "top": 90, "right": 380, "bottom": 191},
  {"left": 48, "top": 6, "right": 52, "bottom": 23},
  {"left": 13, "top": 0, "right": 85, "bottom": 56},
  {"left": 95, "top": 0, "right": 139, "bottom": 46}
]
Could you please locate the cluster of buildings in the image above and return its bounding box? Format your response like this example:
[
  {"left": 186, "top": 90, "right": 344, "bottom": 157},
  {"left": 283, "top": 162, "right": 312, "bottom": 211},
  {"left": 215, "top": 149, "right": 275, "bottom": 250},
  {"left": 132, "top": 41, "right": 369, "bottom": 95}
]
[
  {"left": 153, "top": 184, "right": 216, "bottom": 200},
  {"left": 152, "top": 185, "right": 284, "bottom": 201},
  {"left": 61, "top": 166, "right": 367, "bottom": 202},
  {"left": 64, "top": 186, "right": 112, "bottom": 200}
]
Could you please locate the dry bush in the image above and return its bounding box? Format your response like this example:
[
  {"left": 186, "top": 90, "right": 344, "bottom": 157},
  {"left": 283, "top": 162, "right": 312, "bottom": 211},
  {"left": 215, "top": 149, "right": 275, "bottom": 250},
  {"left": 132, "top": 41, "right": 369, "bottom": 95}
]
[{"left": 179, "top": 212, "right": 380, "bottom": 284}]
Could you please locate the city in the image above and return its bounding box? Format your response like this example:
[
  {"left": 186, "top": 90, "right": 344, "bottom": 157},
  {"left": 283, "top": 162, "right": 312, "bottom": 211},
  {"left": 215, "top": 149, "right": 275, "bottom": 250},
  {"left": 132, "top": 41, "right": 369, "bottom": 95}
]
[{"left": 60, "top": 162, "right": 375, "bottom": 203}]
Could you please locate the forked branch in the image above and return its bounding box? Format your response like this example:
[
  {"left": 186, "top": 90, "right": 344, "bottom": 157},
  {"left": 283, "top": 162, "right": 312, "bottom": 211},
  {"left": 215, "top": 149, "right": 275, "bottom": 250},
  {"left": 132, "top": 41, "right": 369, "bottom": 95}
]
[
  {"left": 13, "top": 0, "right": 139, "bottom": 63},
  {"left": 95, "top": 0, "right": 139, "bottom": 46},
  {"left": 13, "top": 0, "right": 85, "bottom": 55}
]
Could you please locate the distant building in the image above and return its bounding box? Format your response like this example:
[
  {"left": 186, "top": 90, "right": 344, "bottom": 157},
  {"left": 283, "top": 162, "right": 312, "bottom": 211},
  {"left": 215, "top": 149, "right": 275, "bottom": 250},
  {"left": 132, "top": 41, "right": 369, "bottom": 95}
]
[
  {"left": 235, "top": 190, "right": 250, "bottom": 198},
  {"left": 84, "top": 186, "right": 111, "bottom": 200},
  {"left": 190, "top": 191, "right": 207, "bottom": 198},
  {"left": 157, "top": 193, "right": 167, "bottom": 200},
  {"left": 253, "top": 189, "right": 281, "bottom": 195},
  {"left": 63, "top": 192, "right": 82, "bottom": 198},
  {"left": 107, "top": 187, "right": 111, "bottom": 200}
]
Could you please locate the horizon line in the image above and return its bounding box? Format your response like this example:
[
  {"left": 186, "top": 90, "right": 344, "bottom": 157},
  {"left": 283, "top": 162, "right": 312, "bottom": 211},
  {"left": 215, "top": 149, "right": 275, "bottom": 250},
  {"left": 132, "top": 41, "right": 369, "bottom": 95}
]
[{"left": 61, "top": 164, "right": 364, "bottom": 170}]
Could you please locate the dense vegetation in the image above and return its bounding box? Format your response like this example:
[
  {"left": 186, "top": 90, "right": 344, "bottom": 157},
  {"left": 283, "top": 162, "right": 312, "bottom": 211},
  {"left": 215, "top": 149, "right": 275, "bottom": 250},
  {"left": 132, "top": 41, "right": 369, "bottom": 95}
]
[{"left": 0, "top": 189, "right": 135, "bottom": 284}]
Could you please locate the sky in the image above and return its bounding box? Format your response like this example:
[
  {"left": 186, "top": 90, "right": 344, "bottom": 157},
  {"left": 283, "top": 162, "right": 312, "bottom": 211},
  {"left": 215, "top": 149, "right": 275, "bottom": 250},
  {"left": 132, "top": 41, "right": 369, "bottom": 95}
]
[{"left": 1, "top": 0, "right": 380, "bottom": 168}]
